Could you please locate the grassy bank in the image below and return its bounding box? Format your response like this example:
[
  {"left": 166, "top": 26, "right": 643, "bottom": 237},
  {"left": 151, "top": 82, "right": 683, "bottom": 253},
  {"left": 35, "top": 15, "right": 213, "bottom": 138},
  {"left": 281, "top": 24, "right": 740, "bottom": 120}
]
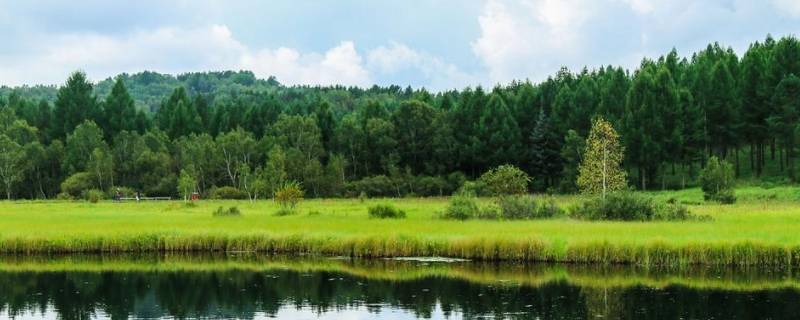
[{"left": 1, "top": 186, "right": 800, "bottom": 267}]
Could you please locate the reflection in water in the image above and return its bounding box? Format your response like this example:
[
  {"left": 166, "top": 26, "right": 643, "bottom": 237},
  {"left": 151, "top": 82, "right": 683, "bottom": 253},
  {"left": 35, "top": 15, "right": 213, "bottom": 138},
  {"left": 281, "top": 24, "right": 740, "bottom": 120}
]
[{"left": 0, "top": 254, "right": 798, "bottom": 319}]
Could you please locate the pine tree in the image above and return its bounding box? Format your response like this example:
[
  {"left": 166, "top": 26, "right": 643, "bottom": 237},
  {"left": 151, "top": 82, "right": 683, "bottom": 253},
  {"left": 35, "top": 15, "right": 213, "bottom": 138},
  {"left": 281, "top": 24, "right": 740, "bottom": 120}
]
[
  {"left": 315, "top": 101, "right": 335, "bottom": 162},
  {"left": 52, "top": 71, "right": 99, "bottom": 140},
  {"left": 706, "top": 61, "right": 739, "bottom": 158},
  {"left": 478, "top": 93, "right": 521, "bottom": 169},
  {"left": 739, "top": 43, "right": 770, "bottom": 176},
  {"left": 768, "top": 75, "right": 800, "bottom": 181},
  {"left": 559, "top": 130, "right": 584, "bottom": 193},
  {"left": 578, "top": 117, "right": 627, "bottom": 198},
  {"left": 529, "top": 109, "right": 562, "bottom": 190},
  {"left": 103, "top": 78, "right": 137, "bottom": 140}
]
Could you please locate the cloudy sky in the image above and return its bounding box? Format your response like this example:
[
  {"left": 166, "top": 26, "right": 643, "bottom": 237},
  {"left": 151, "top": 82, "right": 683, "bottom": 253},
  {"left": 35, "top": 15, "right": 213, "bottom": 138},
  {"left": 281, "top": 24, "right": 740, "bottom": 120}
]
[{"left": 0, "top": 0, "right": 798, "bottom": 90}]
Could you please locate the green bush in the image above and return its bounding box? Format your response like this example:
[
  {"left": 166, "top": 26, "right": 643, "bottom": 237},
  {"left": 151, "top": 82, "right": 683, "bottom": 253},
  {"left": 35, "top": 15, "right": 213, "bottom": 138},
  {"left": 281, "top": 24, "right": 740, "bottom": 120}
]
[
  {"left": 699, "top": 156, "right": 736, "bottom": 204},
  {"left": 346, "top": 175, "right": 394, "bottom": 197},
  {"left": 571, "top": 193, "right": 656, "bottom": 221},
  {"left": 476, "top": 205, "right": 500, "bottom": 220},
  {"left": 358, "top": 191, "right": 368, "bottom": 203},
  {"left": 414, "top": 176, "right": 448, "bottom": 196},
  {"left": 536, "top": 197, "right": 566, "bottom": 218},
  {"left": 571, "top": 193, "right": 699, "bottom": 221},
  {"left": 275, "top": 181, "right": 304, "bottom": 211},
  {"left": 60, "top": 172, "right": 95, "bottom": 197},
  {"left": 442, "top": 192, "right": 481, "bottom": 220},
  {"left": 479, "top": 165, "right": 531, "bottom": 195},
  {"left": 108, "top": 186, "right": 136, "bottom": 198},
  {"left": 84, "top": 189, "right": 104, "bottom": 203},
  {"left": 653, "top": 203, "right": 693, "bottom": 221},
  {"left": 495, "top": 195, "right": 565, "bottom": 220},
  {"left": 497, "top": 195, "right": 538, "bottom": 219},
  {"left": 84, "top": 189, "right": 105, "bottom": 203},
  {"left": 213, "top": 206, "right": 241, "bottom": 217},
  {"left": 56, "top": 192, "right": 73, "bottom": 200},
  {"left": 209, "top": 186, "right": 248, "bottom": 200},
  {"left": 457, "top": 180, "right": 489, "bottom": 197},
  {"left": 273, "top": 208, "right": 296, "bottom": 216},
  {"left": 368, "top": 204, "right": 407, "bottom": 219},
  {"left": 713, "top": 189, "right": 737, "bottom": 204}
]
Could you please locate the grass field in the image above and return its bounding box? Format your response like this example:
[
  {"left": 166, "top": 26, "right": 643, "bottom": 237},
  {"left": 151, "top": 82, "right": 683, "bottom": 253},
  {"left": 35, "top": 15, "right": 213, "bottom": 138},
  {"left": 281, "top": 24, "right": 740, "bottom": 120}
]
[{"left": 1, "top": 186, "right": 800, "bottom": 267}]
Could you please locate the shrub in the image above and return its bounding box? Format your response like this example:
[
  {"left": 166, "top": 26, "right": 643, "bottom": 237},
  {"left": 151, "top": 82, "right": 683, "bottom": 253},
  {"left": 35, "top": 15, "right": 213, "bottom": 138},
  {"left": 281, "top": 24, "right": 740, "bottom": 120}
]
[
  {"left": 414, "top": 176, "right": 448, "bottom": 197},
  {"left": 60, "top": 172, "right": 95, "bottom": 197},
  {"left": 346, "top": 175, "right": 394, "bottom": 197},
  {"left": 476, "top": 205, "right": 500, "bottom": 220},
  {"left": 571, "top": 192, "right": 699, "bottom": 221},
  {"left": 654, "top": 203, "right": 692, "bottom": 221},
  {"left": 713, "top": 189, "right": 737, "bottom": 204},
  {"left": 479, "top": 165, "right": 531, "bottom": 196},
  {"left": 209, "top": 186, "right": 248, "bottom": 200},
  {"left": 358, "top": 191, "right": 368, "bottom": 203},
  {"left": 84, "top": 189, "right": 105, "bottom": 203},
  {"left": 442, "top": 192, "right": 480, "bottom": 220},
  {"left": 536, "top": 198, "right": 566, "bottom": 218},
  {"left": 273, "top": 208, "right": 295, "bottom": 216},
  {"left": 495, "top": 195, "right": 565, "bottom": 220},
  {"left": 275, "top": 181, "right": 304, "bottom": 211},
  {"left": 368, "top": 204, "right": 407, "bottom": 219},
  {"left": 213, "top": 206, "right": 241, "bottom": 217},
  {"left": 497, "top": 195, "right": 539, "bottom": 219},
  {"left": 571, "top": 193, "right": 656, "bottom": 221},
  {"left": 108, "top": 186, "right": 136, "bottom": 199},
  {"left": 446, "top": 172, "right": 468, "bottom": 194},
  {"left": 56, "top": 192, "right": 73, "bottom": 200},
  {"left": 457, "top": 180, "right": 489, "bottom": 197},
  {"left": 699, "top": 156, "right": 736, "bottom": 204}
]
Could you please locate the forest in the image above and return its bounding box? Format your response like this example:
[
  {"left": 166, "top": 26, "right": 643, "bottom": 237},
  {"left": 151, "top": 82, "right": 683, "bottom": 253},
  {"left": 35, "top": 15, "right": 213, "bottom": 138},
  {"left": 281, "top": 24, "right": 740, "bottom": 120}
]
[{"left": 0, "top": 34, "right": 798, "bottom": 200}]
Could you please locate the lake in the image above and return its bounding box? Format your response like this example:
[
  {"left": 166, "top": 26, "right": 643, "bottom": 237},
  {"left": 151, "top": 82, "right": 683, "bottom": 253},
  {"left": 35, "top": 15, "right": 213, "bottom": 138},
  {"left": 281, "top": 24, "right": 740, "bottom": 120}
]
[{"left": 0, "top": 254, "right": 798, "bottom": 319}]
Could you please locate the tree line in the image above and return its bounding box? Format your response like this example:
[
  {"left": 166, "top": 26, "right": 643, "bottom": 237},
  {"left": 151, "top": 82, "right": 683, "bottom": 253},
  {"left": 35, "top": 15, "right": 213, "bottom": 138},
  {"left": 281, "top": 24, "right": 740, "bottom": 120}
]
[{"left": 0, "top": 35, "right": 798, "bottom": 199}]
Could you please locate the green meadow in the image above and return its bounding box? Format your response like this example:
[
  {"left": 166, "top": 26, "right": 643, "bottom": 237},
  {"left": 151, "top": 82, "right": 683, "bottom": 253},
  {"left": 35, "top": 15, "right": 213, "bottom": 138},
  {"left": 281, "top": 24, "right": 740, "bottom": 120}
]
[{"left": 1, "top": 186, "right": 800, "bottom": 267}]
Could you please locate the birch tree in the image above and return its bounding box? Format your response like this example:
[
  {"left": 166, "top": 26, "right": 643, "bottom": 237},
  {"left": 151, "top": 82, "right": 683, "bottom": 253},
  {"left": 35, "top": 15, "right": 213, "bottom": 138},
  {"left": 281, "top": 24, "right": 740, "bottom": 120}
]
[
  {"left": 0, "top": 135, "right": 25, "bottom": 200},
  {"left": 578, "top": 117, "right": 627, "bottom": 198}
]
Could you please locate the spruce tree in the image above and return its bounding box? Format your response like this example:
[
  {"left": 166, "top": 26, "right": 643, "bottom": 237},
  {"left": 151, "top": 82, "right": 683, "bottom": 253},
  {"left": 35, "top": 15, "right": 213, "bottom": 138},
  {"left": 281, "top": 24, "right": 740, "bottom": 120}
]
[
  {"left": 479, "top": 93, "right": 521, "bottom": 170},
  {"left": 529, "top": 109, "right": 562, "bottom": 190},
  {"left": 768, "top": 75, "right": 800, "bottom": 181},
  {"left": 52, "top": 71, "right": 99, "bottom": 140},
  {"left": 103, "top": 78, "right": 137, "bottom": 140}
]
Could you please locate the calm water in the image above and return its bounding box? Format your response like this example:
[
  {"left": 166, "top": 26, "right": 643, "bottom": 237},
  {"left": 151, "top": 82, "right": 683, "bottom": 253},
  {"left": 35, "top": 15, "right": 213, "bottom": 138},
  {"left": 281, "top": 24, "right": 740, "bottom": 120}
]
[{"left": 0, "top": 255, "right": 799, "bottom": 319}]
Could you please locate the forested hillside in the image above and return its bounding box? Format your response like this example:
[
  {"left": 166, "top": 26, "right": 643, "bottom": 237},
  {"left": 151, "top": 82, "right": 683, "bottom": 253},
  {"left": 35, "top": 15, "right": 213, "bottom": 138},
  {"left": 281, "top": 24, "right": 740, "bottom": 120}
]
[{"left": 0, "top": 35, "right": 798, "bottom": 199}]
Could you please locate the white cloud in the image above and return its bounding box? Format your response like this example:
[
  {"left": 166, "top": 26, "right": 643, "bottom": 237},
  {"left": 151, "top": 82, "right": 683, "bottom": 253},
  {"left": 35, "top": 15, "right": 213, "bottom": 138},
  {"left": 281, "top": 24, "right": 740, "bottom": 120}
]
[
  {"left": 773, "top": 0, "right": 800, "bottom": 17},
  {"left": 241, "top": 41, "right": 371, "bottom": 87},
  {"left": 0, "top": 25, "right": 372, "bottom": 87},
  {"left": 367, "top": 42, "right": 479, "bottom": 90},
  {"left": 621, "top": 0, "right": 659, "bottom": 15},
  {"left": 471, "top": 0, "right": 594, "bottom": 84}
]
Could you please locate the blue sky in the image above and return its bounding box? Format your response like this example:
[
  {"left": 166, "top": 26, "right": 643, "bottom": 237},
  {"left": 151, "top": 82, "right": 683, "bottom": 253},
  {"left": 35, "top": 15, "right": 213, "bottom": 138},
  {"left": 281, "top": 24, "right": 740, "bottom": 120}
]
[{"left": 0, "top": 0, "right": 798, "bottom": 90}]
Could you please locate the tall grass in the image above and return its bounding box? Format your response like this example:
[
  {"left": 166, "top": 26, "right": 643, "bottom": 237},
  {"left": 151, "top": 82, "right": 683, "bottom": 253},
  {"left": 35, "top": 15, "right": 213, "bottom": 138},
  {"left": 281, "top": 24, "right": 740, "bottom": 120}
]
[{"left": 0, "top": 187, "right": 800, "bottom": 267}]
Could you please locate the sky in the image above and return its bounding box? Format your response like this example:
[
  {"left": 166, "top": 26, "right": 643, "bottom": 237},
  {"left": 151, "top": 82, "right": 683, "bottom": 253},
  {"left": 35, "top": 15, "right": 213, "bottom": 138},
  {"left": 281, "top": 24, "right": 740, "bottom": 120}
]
[{"left": 0, "top": 0, "right": 799, "bottom": 90}]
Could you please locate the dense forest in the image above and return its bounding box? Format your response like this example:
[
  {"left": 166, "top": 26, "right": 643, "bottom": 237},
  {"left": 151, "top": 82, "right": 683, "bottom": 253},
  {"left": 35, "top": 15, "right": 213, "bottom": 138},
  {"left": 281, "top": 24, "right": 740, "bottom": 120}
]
[{"left": 0, "top": 35, "right": 798, "bottom": 200}]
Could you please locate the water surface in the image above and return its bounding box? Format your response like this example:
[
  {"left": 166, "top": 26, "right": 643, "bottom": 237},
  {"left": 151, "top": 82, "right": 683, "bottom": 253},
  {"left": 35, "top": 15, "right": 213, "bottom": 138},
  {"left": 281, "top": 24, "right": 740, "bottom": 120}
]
[{"left": 0, "top": 254, "right": 798, "bottom": 319}]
